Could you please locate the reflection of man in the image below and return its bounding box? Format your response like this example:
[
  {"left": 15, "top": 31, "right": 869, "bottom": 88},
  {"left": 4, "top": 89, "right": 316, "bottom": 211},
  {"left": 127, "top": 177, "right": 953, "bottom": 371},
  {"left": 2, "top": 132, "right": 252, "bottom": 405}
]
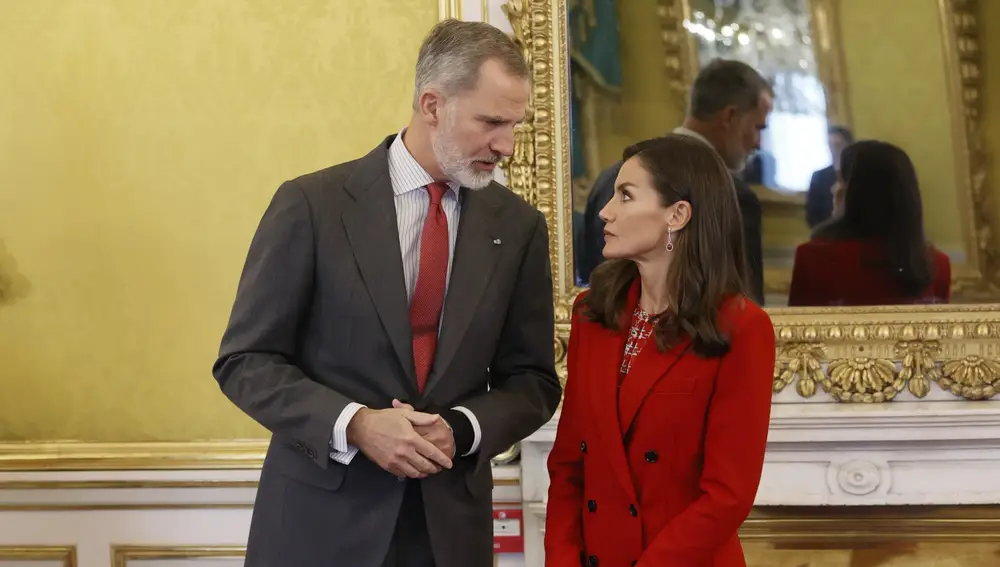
[
  {"left": 578, "top": 59, "right": 771, "bottom": 304},
  {"left": 213, "top": 19, "right": 562, "bottom": 567},
  {"left": 806, "top": 125, "right": 853, "bottom": 227}
]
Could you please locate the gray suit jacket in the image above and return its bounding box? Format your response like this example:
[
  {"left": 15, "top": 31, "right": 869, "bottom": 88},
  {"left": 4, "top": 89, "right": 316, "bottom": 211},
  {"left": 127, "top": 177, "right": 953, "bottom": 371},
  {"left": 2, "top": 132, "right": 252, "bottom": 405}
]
[{"left": 213, "top": 135, "right": 562, "bottom": 567}]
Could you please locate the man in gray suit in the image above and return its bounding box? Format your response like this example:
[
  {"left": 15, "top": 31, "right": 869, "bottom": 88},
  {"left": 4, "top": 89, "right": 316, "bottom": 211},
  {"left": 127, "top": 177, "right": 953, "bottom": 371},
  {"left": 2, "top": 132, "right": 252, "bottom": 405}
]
[{"left": 213, "top": 19, "right": 562, "bottom": 567}]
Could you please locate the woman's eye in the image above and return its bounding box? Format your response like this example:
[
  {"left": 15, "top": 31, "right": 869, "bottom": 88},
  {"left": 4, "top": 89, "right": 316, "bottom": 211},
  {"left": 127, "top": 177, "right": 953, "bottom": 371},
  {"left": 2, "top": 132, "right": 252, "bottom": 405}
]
[{"left": 620, "top": 192, "right": 632, "bottom": 202}]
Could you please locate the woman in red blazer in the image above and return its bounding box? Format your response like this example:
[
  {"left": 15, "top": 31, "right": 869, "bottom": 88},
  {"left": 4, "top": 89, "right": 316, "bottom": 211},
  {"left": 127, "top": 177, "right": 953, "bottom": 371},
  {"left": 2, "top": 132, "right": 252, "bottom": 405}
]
[
  {"left": 788, "top": 140, "right": 951, "bottom": 306},
  {"left": 545, "top": 135, "right": 776, "bottom": 567}
]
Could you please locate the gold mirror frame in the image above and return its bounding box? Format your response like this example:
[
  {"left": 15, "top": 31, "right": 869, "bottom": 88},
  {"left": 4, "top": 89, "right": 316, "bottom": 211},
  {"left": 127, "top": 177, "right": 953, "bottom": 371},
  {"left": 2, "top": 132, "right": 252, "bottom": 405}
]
[{"left": 499, "top": 0, "right": 1000, "bottom": 404}]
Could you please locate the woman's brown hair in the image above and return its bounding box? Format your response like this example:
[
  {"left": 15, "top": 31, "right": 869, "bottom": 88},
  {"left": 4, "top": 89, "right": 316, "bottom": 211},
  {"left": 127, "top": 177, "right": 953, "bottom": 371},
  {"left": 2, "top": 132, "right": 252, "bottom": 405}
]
[{"left": 583, "top": 134, "right": 750, "bottom": 357}]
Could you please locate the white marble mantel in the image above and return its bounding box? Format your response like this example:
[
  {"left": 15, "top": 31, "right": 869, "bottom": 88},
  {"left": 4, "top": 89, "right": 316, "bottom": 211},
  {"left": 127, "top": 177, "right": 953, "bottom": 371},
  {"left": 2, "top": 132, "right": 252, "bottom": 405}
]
[
  {"left": 519, "top": 401, "right": 1000, "bottom": 566},
  {"left": 522, "top": 401, "right": 1000, "bottom": 507}
]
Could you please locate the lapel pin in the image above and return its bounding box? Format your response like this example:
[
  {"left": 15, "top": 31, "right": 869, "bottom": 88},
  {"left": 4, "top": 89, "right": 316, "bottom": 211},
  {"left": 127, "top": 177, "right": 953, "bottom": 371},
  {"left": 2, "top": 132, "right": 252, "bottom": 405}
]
[{"left": 493, "top": 238, "right": 502, "bottom": 245}]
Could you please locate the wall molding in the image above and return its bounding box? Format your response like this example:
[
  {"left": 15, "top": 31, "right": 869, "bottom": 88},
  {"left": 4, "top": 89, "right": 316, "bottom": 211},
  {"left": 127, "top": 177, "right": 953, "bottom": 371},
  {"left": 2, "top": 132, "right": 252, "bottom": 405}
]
[
  {"left": 0, "top": 440, "right": 267, "bottom": 471},
  {"left": 0, "top": 545, "right": 77, "bottom": 566},
  {"left": 111, "top": 546, "right": 244, "bottom": 567}
]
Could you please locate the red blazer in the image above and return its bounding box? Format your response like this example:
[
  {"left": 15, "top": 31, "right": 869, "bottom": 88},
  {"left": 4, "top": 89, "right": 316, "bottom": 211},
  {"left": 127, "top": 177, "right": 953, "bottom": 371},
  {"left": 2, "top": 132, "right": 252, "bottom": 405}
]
[
  {"left": 788, "top": 238, "right": 951, "bottom": 306},
  {"left": 545, "top": 282, "right": 776, "bottom": 567}
]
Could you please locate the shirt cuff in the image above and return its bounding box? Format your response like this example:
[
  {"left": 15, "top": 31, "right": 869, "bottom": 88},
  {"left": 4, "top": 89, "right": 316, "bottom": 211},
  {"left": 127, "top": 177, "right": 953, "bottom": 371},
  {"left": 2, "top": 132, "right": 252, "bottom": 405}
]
[
  {"left": 329, "top": 402, "right": 366, "bottom": 465},
  {"left": 451, "top": 406, "right": 482, "bottom": 456}
]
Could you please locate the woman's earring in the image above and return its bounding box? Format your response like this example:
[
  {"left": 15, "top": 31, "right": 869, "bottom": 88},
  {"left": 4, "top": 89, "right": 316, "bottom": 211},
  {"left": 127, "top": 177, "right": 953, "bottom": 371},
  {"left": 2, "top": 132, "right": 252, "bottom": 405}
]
[{"left": 665, "top": 229, "right": 674, "bottom": 252}]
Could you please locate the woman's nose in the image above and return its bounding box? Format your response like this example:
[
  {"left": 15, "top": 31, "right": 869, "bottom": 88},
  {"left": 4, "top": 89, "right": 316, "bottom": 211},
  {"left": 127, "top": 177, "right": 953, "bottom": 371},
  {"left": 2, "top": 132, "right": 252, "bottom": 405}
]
[{"left": 599, "top": 203, "right": 612, "bottom": 223}]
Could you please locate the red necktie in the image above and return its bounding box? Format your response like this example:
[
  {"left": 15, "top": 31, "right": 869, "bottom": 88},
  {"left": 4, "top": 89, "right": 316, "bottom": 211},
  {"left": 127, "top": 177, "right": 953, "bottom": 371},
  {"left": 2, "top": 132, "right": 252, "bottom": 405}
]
[{"left": 410, "top": 182, "right": 450, "bottom": 392}]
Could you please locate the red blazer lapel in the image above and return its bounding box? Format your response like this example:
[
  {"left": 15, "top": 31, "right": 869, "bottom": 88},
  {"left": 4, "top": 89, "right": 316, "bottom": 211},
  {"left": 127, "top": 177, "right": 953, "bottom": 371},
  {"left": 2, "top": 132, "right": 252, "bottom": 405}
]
[
  {"left": 617, "top": 337, "right": 691, "bottom": 436},
  {"left": 614, "top": 279, "right": 693, "bottom": 436},
  {"left": 586, "top": 285, "right": 637, "bottom": 503}
]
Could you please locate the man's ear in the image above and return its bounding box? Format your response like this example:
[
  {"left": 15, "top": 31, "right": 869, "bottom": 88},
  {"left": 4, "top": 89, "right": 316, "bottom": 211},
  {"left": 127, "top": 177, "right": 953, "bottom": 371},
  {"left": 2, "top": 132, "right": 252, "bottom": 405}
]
[
  {"left": 417, "top": 89, "right": 444, "bottom": 125},
  {"left": 719, "top": 105, "right": 738, "bottom": 128}
]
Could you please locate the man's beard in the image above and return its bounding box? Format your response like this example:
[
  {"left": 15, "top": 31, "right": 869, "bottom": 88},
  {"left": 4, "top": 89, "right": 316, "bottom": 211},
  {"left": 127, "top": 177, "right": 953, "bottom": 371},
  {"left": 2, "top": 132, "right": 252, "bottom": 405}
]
[{"left": 431, "top": 112, "right": 499, "bottom": 190}]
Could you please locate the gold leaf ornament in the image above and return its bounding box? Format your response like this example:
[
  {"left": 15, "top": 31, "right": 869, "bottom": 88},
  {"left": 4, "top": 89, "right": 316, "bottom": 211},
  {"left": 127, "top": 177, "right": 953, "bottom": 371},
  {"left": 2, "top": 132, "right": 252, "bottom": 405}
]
[
  {"left": 824, "top": 357, "right": 900, "bottom": 403},
  {"left": 896, "top": 341, "right": 940, "bottom": 398},
  {"left": 939, "top": 355, "right": 1000, "bottom": 400},
  {"left": 774, "top": 344, "right": 825, "bottom": 398}
]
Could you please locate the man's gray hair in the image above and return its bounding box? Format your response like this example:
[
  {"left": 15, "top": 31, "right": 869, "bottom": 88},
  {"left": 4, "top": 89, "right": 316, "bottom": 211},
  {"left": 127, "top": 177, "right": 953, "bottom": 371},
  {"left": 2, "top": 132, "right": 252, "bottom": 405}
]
[
  {"left": 413, "top": 19, "right": 529, "bottom": 109},
  {"left": 688, "top": 58, "right": 772, "bottom": 120}
]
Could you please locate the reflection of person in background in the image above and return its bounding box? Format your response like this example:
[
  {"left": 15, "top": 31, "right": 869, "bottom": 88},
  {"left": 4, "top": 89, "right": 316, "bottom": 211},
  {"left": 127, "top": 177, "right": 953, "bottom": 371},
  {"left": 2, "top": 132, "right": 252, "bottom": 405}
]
[
  {"left": 212, "top": 20, "right": 562, "bottom": 567},
  {"left": 789, "top": 140, "right": 951, "bottom": 306},
  {"left": 546, "top": 135, "right": 776, "bottom": 567},
  {"left": 805, "top": 125, "right": 853, "bottom": 227},
  {"left": 742, "top": 149, "right": 776, "bottom": 187},
  {"left": 578, "top": 59, "right": 771, "bottom": 305}
]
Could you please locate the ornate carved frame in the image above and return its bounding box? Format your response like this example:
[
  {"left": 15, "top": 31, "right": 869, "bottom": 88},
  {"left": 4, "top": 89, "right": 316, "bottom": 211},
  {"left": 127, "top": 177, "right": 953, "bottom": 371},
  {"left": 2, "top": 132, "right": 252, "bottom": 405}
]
[{"left": 499, "top": 0, "right": 1000, "bottom": 404}]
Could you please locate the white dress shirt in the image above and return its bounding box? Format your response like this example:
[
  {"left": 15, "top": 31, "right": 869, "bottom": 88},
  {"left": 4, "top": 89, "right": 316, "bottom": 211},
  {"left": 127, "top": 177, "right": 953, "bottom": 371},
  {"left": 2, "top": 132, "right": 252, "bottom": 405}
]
[
  {"left": 328, "top": 130, "right": 482, "bottom": 465},
  {"left": 673, "top": 126, "right": 713, "bottom": 148}
]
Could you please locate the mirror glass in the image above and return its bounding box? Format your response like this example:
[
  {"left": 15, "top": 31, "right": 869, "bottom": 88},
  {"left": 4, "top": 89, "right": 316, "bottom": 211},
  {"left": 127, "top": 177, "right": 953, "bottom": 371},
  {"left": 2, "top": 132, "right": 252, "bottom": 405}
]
[{"left": 568, "top": 0, "right": 976, "bottom": 307}]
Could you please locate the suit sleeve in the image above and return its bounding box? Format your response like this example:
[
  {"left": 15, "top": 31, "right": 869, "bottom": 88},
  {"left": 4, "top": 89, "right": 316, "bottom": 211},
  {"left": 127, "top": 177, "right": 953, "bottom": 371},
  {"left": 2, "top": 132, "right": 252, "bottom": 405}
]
[
  {"left": 787, "top": 244, "right": 814, "bottom": 307},
  {"left": 738, "top": 188, "right": 765, "bottom": 305},
  {"left": 637, "top": 307, "right": 776, "bottom": 567},
  {"left": 212, "top": 182, "right": 354, "bottom": 469},
  {"left": 578, "top": 163, "right": 620, "bottom": 283},
  {"left": 544, "top": 300, "right": 586, "bottom": 567},
  {"left": 805, "top": 172, "right": 826, "bottom": 228},
  {"left": 455, "top": 211, "right": 563, "bottom": 467}
]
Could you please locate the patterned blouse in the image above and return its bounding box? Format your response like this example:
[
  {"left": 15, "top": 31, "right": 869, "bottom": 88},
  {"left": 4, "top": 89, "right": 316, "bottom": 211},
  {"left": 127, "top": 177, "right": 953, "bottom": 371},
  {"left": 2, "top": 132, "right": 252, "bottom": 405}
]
[{"left": 620, "top": 306, "right": 657, "bottom": 376}]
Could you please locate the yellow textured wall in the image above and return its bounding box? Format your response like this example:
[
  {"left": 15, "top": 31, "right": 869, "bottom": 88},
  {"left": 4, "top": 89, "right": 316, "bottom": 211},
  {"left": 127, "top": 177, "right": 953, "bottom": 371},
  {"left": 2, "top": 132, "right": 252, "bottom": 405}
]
[
  {"left": 838, "top": 0, "right": 964, "bottom": 253},
  {"left": 0, "top": 0, "right": 438, "bottom": 441}
]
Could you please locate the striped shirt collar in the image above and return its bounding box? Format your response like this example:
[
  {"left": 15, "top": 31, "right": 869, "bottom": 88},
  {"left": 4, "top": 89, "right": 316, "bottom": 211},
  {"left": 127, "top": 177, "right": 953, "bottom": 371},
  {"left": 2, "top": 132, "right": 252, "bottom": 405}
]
[
  {"left": 387, "top": 129, "right": 461, "bottom": 197},
  {"left": 672, "top": 126, "right": 713, "bottom": 148}
]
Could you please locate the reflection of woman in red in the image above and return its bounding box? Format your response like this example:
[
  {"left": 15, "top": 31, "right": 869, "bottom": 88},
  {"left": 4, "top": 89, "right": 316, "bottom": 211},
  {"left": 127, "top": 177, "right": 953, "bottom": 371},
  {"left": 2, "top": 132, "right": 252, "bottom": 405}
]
[
  {"left": 545, "top": 135, "right": 776, "bottom": 567},
  {"left": 789, "top": 140, "right": 951, "bottom": 307}
]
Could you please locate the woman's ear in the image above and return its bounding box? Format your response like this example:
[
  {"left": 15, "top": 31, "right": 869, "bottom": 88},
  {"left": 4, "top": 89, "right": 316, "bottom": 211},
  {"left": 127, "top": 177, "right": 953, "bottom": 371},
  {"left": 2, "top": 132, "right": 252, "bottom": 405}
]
[{"left": 665, "top": 200, "right": 693, "bottom": 232}]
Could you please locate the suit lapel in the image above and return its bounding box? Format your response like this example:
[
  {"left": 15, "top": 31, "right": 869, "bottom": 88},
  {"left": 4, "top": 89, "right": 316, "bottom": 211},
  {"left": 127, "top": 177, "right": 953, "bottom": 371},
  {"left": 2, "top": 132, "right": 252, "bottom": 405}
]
[
  {"left": 341, "top": 139, "right": 418, "bottom": 398},
  {"left": 590, "top": 285, "right": 639, "bottom": 502},
  {"left": 422, "top": 186, "right": 502, "bottom": 397}
]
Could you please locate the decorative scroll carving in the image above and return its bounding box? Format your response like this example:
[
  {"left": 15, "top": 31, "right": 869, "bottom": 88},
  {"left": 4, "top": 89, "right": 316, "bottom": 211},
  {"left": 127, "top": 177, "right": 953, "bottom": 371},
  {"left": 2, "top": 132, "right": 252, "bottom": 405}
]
[
  {"left": 656, "top": 0, "right": 691, "bottom": 112},
  {"left": 499, "top": 1, "right": 540, "bottom": 208},
  {"left": 501, "top": 0, "right": 578, "bottom": 339},
  {"left": 825, "top": 357, "right": 901, "bottom": 403},
  {"left": 897, "top": 340, "right": 940, "bottom": 398},
  {"left": 939, "top": 355, "right": 1000, "bottom": 400},
  {"left": 774, "top": 343, "right": 825, "bottom": 398},
  {"left": 769, "top": 315, "right": 1000, "bottom": 402}
]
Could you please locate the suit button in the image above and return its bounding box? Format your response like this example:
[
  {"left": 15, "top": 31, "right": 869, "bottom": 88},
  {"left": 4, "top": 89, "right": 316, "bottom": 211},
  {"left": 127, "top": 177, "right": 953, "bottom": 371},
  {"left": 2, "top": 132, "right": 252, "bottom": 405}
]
[
  {"left": 587, "top": 499, "right": 597, "bottom": 512},
  {"left": 588, "top": 556, "right": 598, "bottom": 567},
  {"left": 581, "top": 441, "right": 587, "bottom": 453},
  {"left": 629, "top": 504, "right": 638, "bottom": 517},
  {"left": 645, "top": 451, "right": 658, "bottom": 463},
  {"left": 397, "top": 476, "right": 406, "bottom": 483}
]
